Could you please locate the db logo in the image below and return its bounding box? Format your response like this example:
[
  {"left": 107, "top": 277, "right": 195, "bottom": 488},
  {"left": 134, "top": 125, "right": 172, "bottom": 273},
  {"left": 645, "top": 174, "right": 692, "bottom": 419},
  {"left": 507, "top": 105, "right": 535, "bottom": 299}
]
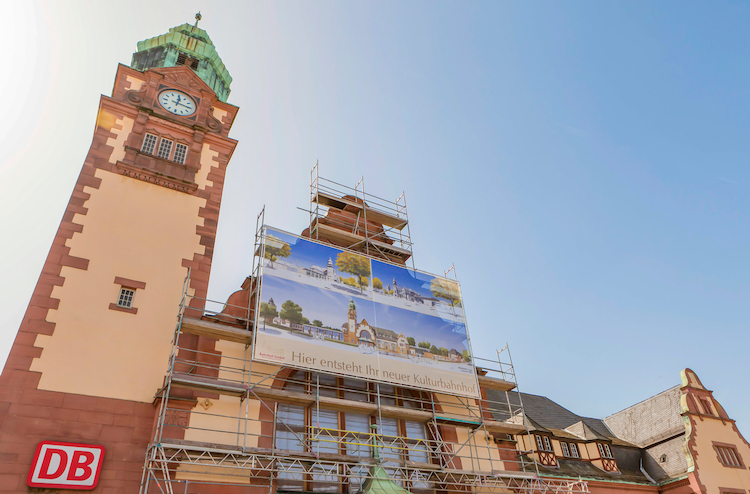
[{"left": 27, "top": 441, "right": 105, "bottom": 490}]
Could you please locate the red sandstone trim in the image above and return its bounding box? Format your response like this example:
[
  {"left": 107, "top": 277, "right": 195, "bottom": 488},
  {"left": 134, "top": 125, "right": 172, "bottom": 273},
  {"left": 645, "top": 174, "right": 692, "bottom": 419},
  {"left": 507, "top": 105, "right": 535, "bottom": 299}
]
[
  {"left": 114, "top": 276, "right": 146, "bottom": 290},
  {"left": 108, "top": 303, "right": 138, "bottom": 315},
  {"left": 0, "top": 63, "right": 239, "bottom": 493}
]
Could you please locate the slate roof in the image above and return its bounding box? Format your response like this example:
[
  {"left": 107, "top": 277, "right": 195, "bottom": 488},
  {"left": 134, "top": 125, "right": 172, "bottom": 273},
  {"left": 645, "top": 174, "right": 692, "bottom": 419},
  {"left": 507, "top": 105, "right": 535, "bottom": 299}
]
[
  {"left": 486, "top": 390, "right": 636, "bottom": 445},
  {"left": 486, "top": 390, "right": 651, "bottom": 484}
]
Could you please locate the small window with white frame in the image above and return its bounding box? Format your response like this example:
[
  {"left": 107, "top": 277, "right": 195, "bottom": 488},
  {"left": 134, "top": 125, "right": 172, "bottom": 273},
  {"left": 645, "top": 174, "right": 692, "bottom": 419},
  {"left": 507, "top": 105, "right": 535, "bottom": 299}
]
[
  {"left": 571, "top": 443, "right": 580, "bottom": 458},
  {"left": 173, "top": 143, "right": 188, "bottom": 164},
  {"left": 597, "top": 443, "right": 614, "bottom": 459},
  {"left": 156, "top": 138, "right": 173, "bottom": 160},
  {"left": 141, "top": 133, "right": 158, "bottom": 154},
  {"left": 561, "top": 442, "right": 570, "bottom": 457},
  {"left": 543, "top": 436, "right": 552, "bottom": 452},
  {"left": 117, "top": 288, "right": 135, "bottom": 309}
]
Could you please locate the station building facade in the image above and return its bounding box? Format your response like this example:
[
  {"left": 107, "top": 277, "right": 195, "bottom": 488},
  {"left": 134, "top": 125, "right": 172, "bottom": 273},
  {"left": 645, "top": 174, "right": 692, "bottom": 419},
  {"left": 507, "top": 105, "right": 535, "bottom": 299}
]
[{"left": 0, "top": 21, "right": 748, "bottom": 494}]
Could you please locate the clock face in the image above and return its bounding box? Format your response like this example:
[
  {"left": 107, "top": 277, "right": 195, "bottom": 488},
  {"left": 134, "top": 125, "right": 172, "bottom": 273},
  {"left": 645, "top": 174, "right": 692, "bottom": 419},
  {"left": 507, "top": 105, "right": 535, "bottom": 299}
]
[{"left": 157, "top": 90, "right": 197, "bottom": 116}]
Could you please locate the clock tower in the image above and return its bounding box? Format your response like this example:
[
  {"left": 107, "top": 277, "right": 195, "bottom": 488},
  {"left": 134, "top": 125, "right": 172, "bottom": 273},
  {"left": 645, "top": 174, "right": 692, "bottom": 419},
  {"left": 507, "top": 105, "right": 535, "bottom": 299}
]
[{"left": 0, "top": 20, "right": 238, "bottom": 492}]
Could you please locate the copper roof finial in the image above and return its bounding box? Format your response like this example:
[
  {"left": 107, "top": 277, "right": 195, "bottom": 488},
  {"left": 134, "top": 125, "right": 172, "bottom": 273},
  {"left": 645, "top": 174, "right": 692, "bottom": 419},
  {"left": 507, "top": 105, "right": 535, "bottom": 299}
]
[{"left": 195, "top": 11, "right": 202, "bottom": 27}]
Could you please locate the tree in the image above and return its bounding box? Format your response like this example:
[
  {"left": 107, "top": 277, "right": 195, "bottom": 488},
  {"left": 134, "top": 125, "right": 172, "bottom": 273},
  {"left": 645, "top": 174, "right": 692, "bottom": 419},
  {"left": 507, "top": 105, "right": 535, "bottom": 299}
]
[
  {"left": 407, "top": 337, "right": 416, "bottom": 346},
  {"left": 430, "top": 277, "right": 462, "bottom": 307},
  {"left": 430, "top": 344, "right": 439, "bottom": 355},
  {"left": 264, "top": 235, "right": 291, "bottom": 267},
  {"left": 259, "top": 302, "right": 278, "bottom": 329},
  {"left": 418, "top": 341, "right": 431, "bottom": 349},
  {"left": 462, "top": 350, "right": 471, "bottom": 363},
  {"left": 373, "top": 277, "right": 383, "bottom": 290},
  {"left": 336, "top": 252, "right": 371, "bottom": 293},
  {"left": 280, "top": 300, "right": 304, "bottom": 325},
  {"left": 439, "top": 347, "right": 449, "bottom": 357},
  {"left": 301, "top": 317, "right": 310, "bottom": 325},
  {"left": 312, "top": 319, "right": 323, "bottom": 328}
]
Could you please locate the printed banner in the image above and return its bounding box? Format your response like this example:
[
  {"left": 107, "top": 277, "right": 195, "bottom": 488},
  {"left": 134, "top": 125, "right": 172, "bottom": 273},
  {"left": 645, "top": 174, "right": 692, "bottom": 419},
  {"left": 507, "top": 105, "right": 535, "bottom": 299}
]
[{"left": 253, "top": 227, "right": 479, "bottom": 398}]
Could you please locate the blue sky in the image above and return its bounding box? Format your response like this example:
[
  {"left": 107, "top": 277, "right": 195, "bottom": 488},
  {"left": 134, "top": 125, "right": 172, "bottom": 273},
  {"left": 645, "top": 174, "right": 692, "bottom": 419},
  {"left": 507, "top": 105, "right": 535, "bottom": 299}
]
[{"left": 1, "top": 1, "right": 748, "bottom": 431}]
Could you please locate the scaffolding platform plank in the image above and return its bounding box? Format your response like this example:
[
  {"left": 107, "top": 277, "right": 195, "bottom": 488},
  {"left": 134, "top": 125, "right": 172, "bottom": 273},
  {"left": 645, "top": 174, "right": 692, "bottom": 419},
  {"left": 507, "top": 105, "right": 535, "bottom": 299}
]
[
  {"left": 251, "top": 386, "right": 432, "bottom": 422},
  {"left": 477, "top": 375, "right": 516, "bottom": 392},
  {"left": 171, "top": 373, "right": 247, "bottom": 397},
  {"left": 311, "top": 223, "right": 411, "bottom": 262},
  {"left": 313, "top": 191, "right": 407, "bottom": 230},
  {"left": 484, "top": 420, "right": 527, "bottom": 435},
  {"left": 181, "top": 317, "right": 252, "bottom": 344},
  {"left": 434, "top": 415, "right": 525, "bottom": 435},
  {"left": 160, "top": 438, "right": 378, "bottom": 465}
]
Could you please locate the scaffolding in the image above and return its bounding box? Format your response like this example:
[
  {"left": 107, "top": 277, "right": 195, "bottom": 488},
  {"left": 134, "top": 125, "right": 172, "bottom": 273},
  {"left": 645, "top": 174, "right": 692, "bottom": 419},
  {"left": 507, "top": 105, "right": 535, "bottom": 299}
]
[
  {"left": 140, "top": 181, "right": 588, "bottom": 494},
  {"left": 309, "top": 163, "right": 415, "bottom": 268}
]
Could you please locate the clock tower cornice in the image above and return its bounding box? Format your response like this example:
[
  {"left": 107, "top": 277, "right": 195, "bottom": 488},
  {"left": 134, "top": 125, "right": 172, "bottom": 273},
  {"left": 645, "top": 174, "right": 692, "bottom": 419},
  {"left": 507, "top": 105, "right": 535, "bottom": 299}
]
[
  {"left": 113, "top": 64, "right": 237, "bottom": 139},
  {"left": 89, "top": 63, "right": 239, "bottom": 196}
]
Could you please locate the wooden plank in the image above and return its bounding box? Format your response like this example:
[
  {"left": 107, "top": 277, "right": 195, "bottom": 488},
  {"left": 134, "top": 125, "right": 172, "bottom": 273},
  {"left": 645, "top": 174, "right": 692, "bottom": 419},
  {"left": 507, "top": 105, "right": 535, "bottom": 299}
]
[
  {"left": 435, "top": 415, "right": 482, "bottom": 428},
  {"left": 379, "top": 404, "right": 433, "bottom": 422},
  {"left": 314, "top": 191, "right": 354, "bottom": 211},
  {"left": 313, "top": 191, "right": 408, "bottom": 230},
  {"left": 361, "top": 209, "right": 408, "bottom": 231},
  {"left": 477, "top": 375, "right": 516, "bottom": 392},
  {"left": 171, "top": 373, "right": 247, "bottom": 397},
  {"left": 251, "top": 386, "right": 316, "bottom": 407},
  {"left": 251, "top": 387, "right": 432, "bottom": 421},
  {"left": 181, "top": 317, "right": 252, "bottom": 344},
  {"left": 164, "top": 438, "right": 378, "bottom": 464},
  {"left": 484, "top": 420, "right": 526, "bottom": 435}
]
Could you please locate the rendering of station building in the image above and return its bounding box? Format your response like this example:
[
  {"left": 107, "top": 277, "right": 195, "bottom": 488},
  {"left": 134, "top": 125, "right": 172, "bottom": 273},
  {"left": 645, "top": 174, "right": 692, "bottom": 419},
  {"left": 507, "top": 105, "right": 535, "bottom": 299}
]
[{"left": 1, "top": 19, "right": 749, "bottom": 494}]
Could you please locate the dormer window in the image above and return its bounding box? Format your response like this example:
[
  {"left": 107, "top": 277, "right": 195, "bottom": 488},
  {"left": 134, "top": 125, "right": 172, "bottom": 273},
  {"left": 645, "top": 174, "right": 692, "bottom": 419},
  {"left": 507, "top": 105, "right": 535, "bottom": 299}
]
[
  {"left": 562, "top": 442, "right": 580, "bottom": 458},
  {"left": 535, "top": 435, "right": 553, "bottom": 452},
  {"left": 597, "top": 443, "right": 614, "bottom": 459},
  {"left": 569, "top": 443, "right": 580, "bottom": 458}
]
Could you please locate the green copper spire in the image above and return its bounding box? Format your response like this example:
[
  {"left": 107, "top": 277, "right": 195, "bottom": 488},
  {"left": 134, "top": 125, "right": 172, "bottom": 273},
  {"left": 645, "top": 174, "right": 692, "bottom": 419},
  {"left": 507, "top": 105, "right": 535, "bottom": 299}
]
[{"left": 130, "top": 18, "right": 233, "bottom": 102}]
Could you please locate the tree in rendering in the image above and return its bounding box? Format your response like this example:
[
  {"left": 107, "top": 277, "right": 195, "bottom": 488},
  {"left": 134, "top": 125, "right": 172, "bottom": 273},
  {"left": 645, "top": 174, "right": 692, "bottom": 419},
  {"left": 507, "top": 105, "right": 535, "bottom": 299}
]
[
  {"left": 407, "top": 337, "right": 416, "bottom": 346},
  {"left": 312, "top": 319, "right": 324, "bottom": 328},
  {"left": 336, "top": 252, "right": 371, "bottom": 294},
  {"left": 259, "top": 302, "right": 278, "bottom": 330},
  {"left": 373, "top": 277, "right": 383, "bottom": 290},
  {"left": 280, "top": 300, "right": 304, "bottom": 325},
  {"left": 264, "top": 235, "right": 291, "bottom": 267},
  {"left": 418, "top": 341, "right": 431, "bottom": 349},
  {"left": 430, "top": 277, "right": 462, "bottom": 307}
]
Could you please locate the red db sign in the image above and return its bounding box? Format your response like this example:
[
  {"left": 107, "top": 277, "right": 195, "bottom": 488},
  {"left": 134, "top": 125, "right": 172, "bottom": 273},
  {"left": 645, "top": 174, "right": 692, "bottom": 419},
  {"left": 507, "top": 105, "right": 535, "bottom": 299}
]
[{"left": 27, "top": 441, "right": 105, "bottom": 490}]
